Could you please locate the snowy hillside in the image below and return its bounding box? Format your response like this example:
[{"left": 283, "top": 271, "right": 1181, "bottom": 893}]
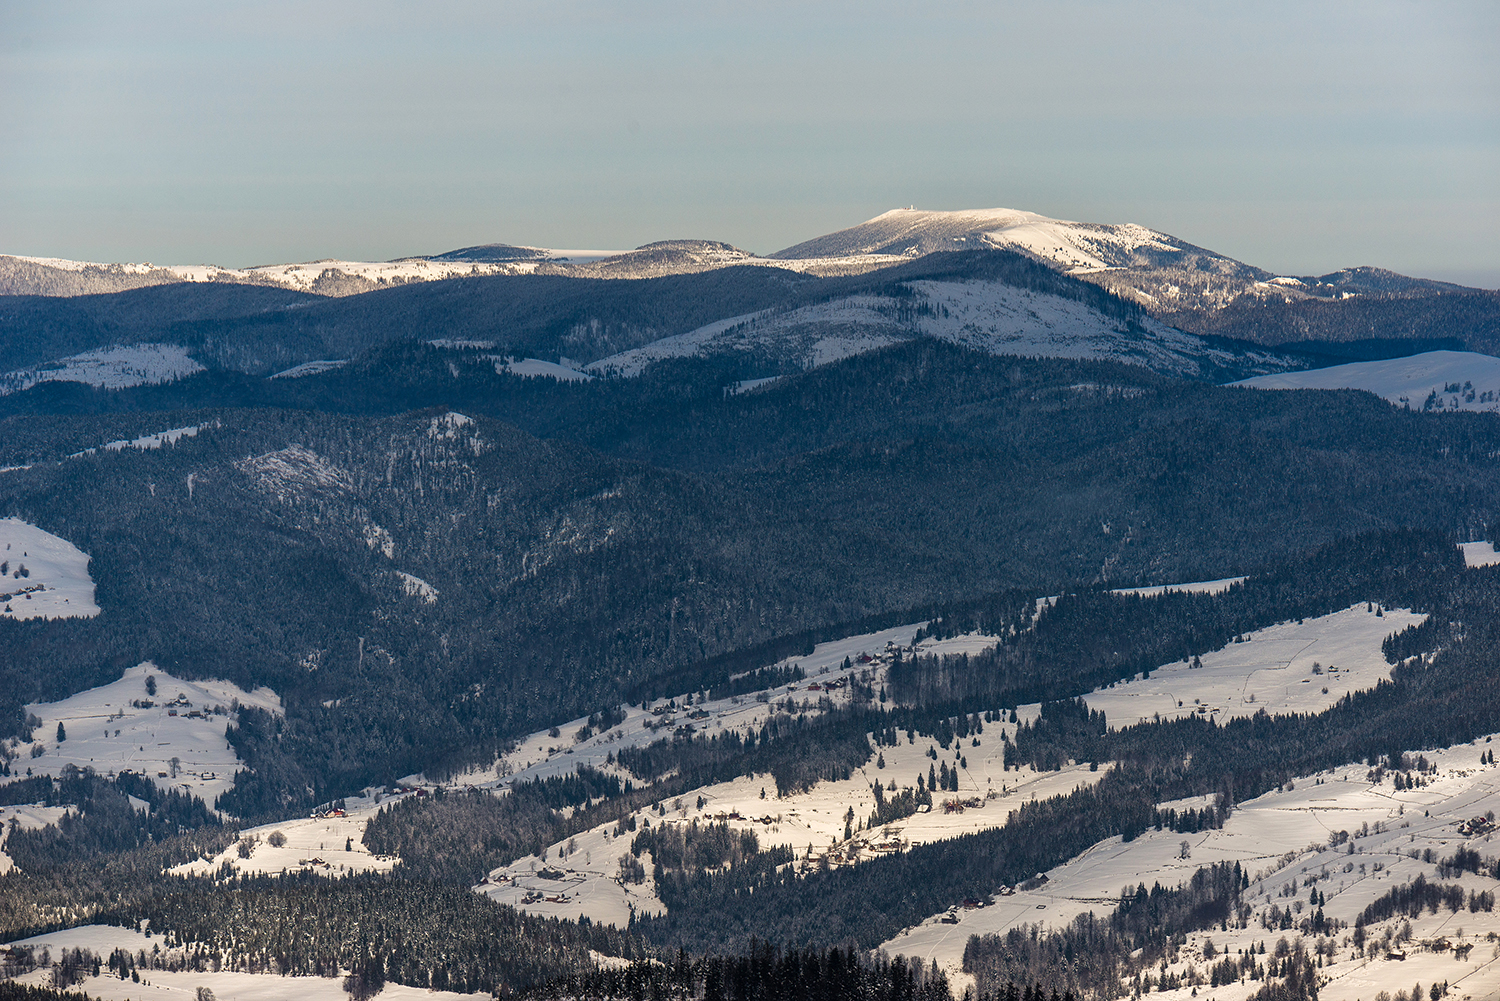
[
  {"left": 0, "top": 342, "right": 204, "bottom": 395},
  {"left": 7, "top": 662, "right": 282, "bottom": 805},
  {"left": 461, "top": 587, "right": 1415, "bottom": 930},
  {"left": 472, "top": 623, "right": 926, "bottom": 790},
  {"left": 586, "top": 278, "right": 1297, "bottom": 381},
  {"left": 170, "top": 794, "right": 402, "bottom": 880},
  {"left": 467, "top": 622, "right": 1082, "bottom": 925},
  {"left": 0, "top": 517, "right": 100, "bottom": 620},
  {"left": 885, "top": 733, "right": 1500, "bottom": 999},
  {"left": 6, "top": 558, "right": 1484, "bottom": 998},
  {"left": 1233, "top": 350, "right": 1500, "bottom": 413}
]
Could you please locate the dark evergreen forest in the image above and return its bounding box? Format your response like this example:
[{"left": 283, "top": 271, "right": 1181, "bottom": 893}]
[{"left": 4, "top": 342, "right": 1500, "bottom": 817}]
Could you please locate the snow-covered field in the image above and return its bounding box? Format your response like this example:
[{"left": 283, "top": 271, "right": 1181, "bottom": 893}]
[
  {"left": 56, "top": 714, "right": 1500, "bottom": 1001},
  {"left": 885, "top": 735, "right": 1500, "bottom": 1000},
  {"left": 5, "top": 662, "right": 282, "bottom": 806},
  {"left": 1234, "top": 350, "right": 1500, "bottom": 413},
  {"left": 0, "top": 517, "right": 100, "bottom": 620},
  {"left": 728, "top": 376, "right": 782, "bottom": 395},
  {"left": 1462, "top": 541, "right": 1500, "bottom": 568},
  {"left": 0, "top": 920, "right": 488, "bottom": 998},
  {"left": 480, "top": 738, "right": 1101, "bottom": 927},
  {"left": 0, "top": 922, "right": 487, "bottom": 1001},
  {"left": 1077, "top": 604, "right": 1422, "bottom": 729},
  {"left": 170, "top": 798, "right": 401, "bottom": 879},
  {"left": 0, "top": 343, "right": 204, "bottom": 395}
]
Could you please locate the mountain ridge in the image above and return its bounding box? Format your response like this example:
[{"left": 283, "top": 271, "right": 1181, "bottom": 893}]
[{"left": 6, "top": 206, "right": 1481, "bottom": 299}]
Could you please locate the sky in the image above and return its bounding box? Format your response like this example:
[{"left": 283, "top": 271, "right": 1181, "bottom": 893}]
[{"left": 1, "top": 1, "right": 1497, "bottom": 286}]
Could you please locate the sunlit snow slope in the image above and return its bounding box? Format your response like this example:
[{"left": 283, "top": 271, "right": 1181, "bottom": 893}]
[
  {"left": 1234, "top": 350, "right": 1500, "bottom": 413},
  {"left": 771, "top": 207, "right": 1237, "bottom": 275},
  {"left": 587, "top": 279, "right": 1291, "bottom": 381}
]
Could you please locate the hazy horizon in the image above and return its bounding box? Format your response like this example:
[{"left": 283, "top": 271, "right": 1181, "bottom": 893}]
[{"left": 2, "top": 1, "right": 1496, "bottom": 287}]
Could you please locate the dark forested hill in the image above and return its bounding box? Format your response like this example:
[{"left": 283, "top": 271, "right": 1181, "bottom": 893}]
[
  {"left": 0, "top": 283, "right": 323, "bottom": 373},
  {"left": 4, "top": 341, "right": 1500, "bottom": 816},
  {"left": 0, "top": 249, "right": 1292, "bottom": 383},
  {"left": 1156, "top": 287, "right": 1500, "bottom": 357}
]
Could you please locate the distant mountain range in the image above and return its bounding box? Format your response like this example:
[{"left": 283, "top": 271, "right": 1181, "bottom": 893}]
[
  {"left": 0, "top": 206, "right": 1477, "bottom": 303},
  {"left": 0, "top": 244, "right": 1309, "bottom": 397},
  {"left": 3, "top": 207, "right": 1479, "bottom": 301},
  {"left": 4, "top": 208, "right": 1493, "bottom": 382}
]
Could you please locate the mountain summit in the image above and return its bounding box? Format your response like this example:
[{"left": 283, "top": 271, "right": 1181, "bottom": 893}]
[{"left": 770, "top": 206, "right": 1241, "bottom": 275}]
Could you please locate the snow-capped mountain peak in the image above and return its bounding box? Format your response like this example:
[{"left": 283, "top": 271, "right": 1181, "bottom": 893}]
[{"left": 771, "top": 206, "right": 1255, "bottom": 279}]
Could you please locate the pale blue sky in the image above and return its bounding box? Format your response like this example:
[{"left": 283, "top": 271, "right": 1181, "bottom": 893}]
[{"left": 2, "top": 1, "right": 1497, "bottom": 285}]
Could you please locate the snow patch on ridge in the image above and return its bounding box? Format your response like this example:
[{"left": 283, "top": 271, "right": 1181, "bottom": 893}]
[
  {"left": 270, "top": 359, "right": 348, "bottom": 379},
  {"left": 70, "top": 421, "right": 219, "bottom": 458},
  {"left": 4, "top": 249, "right": 629, "bottom": 294},
  {"left": 1111, "top": 576, "right": 1245, "bottom": 598},
  {"left": 397, "top": 571, "right": 438, "bottom": 604},
  {"left": 496, "top": 357, "right": 595, "bottom": 382},
  {"left": 235, "top": 445, "right": 356, "bottom": 500}
]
